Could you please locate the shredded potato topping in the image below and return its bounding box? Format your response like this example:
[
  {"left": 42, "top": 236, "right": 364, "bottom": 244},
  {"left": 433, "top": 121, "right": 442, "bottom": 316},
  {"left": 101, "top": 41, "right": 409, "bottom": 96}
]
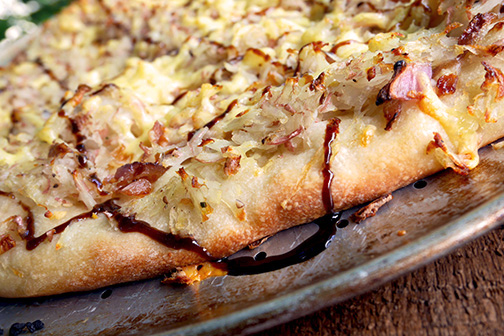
[{"left": 1, "top": 0, "right": 504, "bottom": 247}]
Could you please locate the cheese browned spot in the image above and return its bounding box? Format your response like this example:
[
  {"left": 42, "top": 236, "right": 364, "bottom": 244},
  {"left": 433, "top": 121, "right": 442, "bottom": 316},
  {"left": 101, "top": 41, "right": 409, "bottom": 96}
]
[
  {"left": 481, "top": 62, "right": 504, "bottom": 100},
  {"left": 436, "top": 74, "right": 458, "bottom": 96},
  {"left": 427, "top": 133, "right": 470, "bottom": 175},
  {"left": 162, "top": 262, "right": 227, "bottom": 285},
  {"left": 458, "top": 13, "right": 497, "bottom": 45}
]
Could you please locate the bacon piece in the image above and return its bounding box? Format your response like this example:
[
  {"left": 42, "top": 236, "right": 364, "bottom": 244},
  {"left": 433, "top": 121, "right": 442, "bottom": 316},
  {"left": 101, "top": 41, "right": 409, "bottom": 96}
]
[
  {"left": 350, "top": 194, "right": 393, "bottom": 223},
  {"left": 177, "top": 167, "right": 189, "bottom": 181},
  {"left": 224, "top": 154, "right": 241, "bottom": 176},
  {"left": 0, "top": 234, "right": 16, "bottom": 255},
  {"left": 387, "top": 62, "right": 432, "bottom": 101},
  {"left": 465, "top": 23, "right": 504, "bottom": 57},
  {"left": 367, "top": 66, "right": 377, "bottom": 81},
  {"left": 376, "top": 61, "right": 406, "bottom": 106},
  {"left": 458, "top": 13, "right": 497, "bottom": 45},
  {"left": 377, "top": 61, "right": 432, "bottom": 129},
  {"left": 113, "top": 162, "right": 168, "bottom": 189},
  {"left": 191, "top": 176, "right": 204, "bottom": 188}
]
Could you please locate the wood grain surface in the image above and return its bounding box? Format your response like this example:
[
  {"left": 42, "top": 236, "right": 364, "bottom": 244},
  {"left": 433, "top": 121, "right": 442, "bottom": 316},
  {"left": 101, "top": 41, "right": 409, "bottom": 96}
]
[{"left": 256, "top": 226, "right": 504, "bottom": 335}]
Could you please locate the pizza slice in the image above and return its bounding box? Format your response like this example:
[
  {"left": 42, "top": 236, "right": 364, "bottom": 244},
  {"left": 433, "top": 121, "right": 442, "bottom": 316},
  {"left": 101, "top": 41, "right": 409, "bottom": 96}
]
[{"left": 1, "top": 0, "right": 504, "bottom": 297}]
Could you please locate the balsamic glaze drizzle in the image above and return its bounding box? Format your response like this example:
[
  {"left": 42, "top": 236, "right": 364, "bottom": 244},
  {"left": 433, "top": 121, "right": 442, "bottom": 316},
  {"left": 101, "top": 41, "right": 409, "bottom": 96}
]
[
  {"left": 216, "top": 116, "right": 343, "bottom": 275},
  {"left": 187, "top": 99, "right": 238, "bottom": 141},
  {"left": 322, "top": 118, "right": 341, "bottom": 214},
  {"left": 57, "top": 110, "right": 88, "bottom": 168},
  {"left": 15, "top": 197, "right": 343, "bottom": 276},
  {"left": 0, "top": 191, "right": 14, "bottom": 199},
  {"left": 89, "top": 174, "right": 109, "bottom": 196},
  {"left": 22, "top": 202, "right": 93, "bottom": 251},
  {"left": 69, "top": 117, "right": 88, "bottom": 168},
  {"left": 221, "top": 212, "right": 341, "bottom": 276},
  {"left": 112, "top": 208, "right": 209, "bottom": 257},
  {"left": 17, "top": 200, "right": 209, "bottom": 258}
]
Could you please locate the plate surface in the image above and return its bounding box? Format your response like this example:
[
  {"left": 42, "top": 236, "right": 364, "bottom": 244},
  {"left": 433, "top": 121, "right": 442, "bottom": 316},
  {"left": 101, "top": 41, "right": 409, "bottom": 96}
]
[{"left": 1, "top": 145, "right": 504, "bottom": 335}]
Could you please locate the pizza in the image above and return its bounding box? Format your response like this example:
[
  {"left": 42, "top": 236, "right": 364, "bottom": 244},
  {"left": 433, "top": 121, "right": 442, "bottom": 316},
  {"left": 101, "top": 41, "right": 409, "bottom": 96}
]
[{"left": 1, "top": 0, "right": 504, "bottom": 298}]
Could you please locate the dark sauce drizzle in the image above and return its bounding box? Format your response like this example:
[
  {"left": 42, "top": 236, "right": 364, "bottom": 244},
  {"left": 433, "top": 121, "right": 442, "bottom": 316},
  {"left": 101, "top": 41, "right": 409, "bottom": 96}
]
[
  {"left": 34, "top": 58, "right": 68, "bottom": 91},
  {"left": 90, "top": 83, "right": 119, "bottom": 97},
  {"left": 114, "top": 210, "right": 208, "bottom": 257},
  {"left": 21, "top": 202, "right": 91, "bottom": 251},
  {"left": 57, "top": 110, "right": 88, "bottom": 168},
  {"left": 322, "top": 118, "right": 341, "bottom": 213},
  {"left": 0, "top": 191, "right": 14, "bottom": 199},
  {"left": 69, "top": 117, "right": 88, "bottom": 168},
  {"left": 171, "top": 91, "right": 188, "bottom": 105},
  {"left": 89, "top": 174, "right": 109, "bottom": 196},
  {"left": 220, "top": 212, "right": 341, "bottom": 276},
  {"left": 18, "top": 200, "right": 209, "bottom": 258},
  {"left": 187, "top": 99, "right": 238, "bottom": 141}
]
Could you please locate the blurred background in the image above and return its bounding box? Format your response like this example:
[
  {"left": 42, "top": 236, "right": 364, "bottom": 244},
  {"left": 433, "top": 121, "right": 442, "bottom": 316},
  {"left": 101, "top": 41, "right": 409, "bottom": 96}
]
[{"left": 0, "top": 0, "right": 70, "bottom": 41}]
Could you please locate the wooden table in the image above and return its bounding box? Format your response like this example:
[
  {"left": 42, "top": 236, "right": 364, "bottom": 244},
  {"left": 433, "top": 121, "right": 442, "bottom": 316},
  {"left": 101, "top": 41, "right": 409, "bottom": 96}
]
[{"left": 256, "top": 226, "right": 504, "bottom": 335}]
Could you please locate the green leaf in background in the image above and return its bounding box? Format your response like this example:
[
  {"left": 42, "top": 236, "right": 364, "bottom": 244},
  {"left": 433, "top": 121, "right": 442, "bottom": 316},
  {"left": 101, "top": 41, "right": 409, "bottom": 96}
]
[
  {"left": 0, "top": 0, "right": 72, "bottom": 40},
  {"left": 30, "top": 0, "right": 73, "bottom": 24}
]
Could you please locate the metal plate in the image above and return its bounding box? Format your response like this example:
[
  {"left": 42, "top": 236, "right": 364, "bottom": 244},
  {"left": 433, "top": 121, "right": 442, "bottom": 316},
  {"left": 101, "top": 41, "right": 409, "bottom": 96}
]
[{"left": 1, "top": 145, "right": 504, "bottom": 335}]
